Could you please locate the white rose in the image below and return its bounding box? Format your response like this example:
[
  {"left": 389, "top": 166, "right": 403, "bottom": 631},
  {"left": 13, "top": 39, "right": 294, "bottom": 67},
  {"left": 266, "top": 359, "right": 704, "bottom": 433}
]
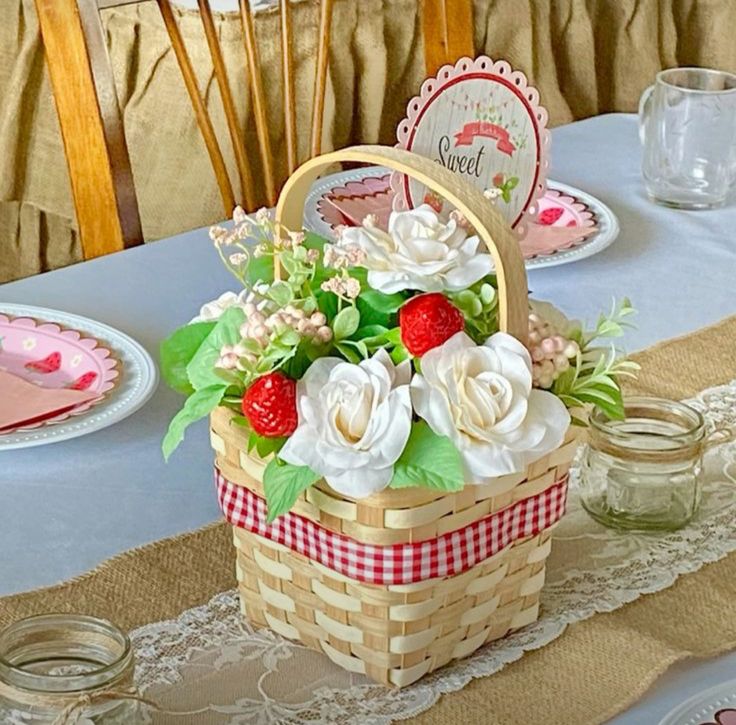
[
  {"left": 279, "top": 349, "right": 412, "bottom": 498},
  {"left": 337, "top": 204, "right": 493, "bottom": 294},
  {"left": 410, "top": 331, "right": 570, "bottom": 482}
]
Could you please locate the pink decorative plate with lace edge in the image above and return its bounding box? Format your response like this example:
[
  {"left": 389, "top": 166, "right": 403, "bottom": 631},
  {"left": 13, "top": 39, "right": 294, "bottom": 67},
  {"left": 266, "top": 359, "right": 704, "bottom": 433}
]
[
  {"left": 315, "top": 173, "right": 597, "bottom": 259},
  {"left": 0, "top": 314, "right": 120, "bottom": 433}
]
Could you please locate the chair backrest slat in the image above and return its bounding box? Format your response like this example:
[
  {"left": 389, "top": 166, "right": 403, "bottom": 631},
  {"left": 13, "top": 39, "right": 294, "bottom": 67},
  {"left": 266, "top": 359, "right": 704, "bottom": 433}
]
[
  {"left": 422, "top": 0, "right": 474, "bottom": 75},
  {"left": 280, "top": 0, "right": 298, "bottom": 174},
  {"left": 157, "top": 0, "right": 236, "bottom": 215},
  {"left": 34, "top": 0, "right": 140, "bottom": 258},
  {"left": 310, "top": 0, "right": 333, "bottom": 159},
  {"left": 198, "top": 0, "right": 255, "bottom": 209},
  {"left": 239, "top": 0, "right": 277, "bottom": 205}
]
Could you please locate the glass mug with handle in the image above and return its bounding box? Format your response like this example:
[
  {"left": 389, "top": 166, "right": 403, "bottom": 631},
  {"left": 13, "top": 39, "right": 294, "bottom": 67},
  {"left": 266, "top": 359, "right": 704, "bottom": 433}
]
[{"left": 639, "top": 67, "right": 736, "bottom": 209}]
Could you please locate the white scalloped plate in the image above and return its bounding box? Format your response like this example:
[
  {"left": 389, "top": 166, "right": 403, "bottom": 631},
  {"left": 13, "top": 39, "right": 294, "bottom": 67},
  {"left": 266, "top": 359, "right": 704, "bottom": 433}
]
[
  {"left": 303, "top": 166, "right": 620, "bottom": 270},
  {"left": 0, "top": 305, "right": 158, "bottom": 450},
  {"left": 659, "top": 679, "right": 736, "bottom": 725}
]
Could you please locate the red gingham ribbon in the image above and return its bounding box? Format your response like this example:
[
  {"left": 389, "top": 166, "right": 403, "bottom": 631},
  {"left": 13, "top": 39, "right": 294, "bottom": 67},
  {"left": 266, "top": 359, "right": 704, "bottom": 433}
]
[{"left": 216, "top": 469, "right": 568, "bottom": 585}]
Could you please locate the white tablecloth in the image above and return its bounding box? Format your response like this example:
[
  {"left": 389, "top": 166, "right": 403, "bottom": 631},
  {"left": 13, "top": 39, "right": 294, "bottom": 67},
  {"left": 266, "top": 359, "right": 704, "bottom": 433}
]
[{"left": 1, "top": 113, "right": 735, "bottom": 723}]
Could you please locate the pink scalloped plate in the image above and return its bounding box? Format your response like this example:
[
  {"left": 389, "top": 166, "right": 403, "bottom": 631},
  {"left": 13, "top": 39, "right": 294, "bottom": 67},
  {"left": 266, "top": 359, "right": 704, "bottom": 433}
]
[
  {"left": 314, "top": 173, "right": 598, "bottom": 260},
  {"left": 520, "top": 188, "right": 598, "bottom": 259},
  {"left": 0, "top": 314, "right": 120, "bottom": 433}
]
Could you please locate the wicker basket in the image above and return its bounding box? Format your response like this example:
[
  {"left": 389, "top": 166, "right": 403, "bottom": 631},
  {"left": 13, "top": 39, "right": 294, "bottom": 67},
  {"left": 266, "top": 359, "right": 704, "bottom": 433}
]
[{"left": 210, "top": 145, "right": 579, "bottom": 687}]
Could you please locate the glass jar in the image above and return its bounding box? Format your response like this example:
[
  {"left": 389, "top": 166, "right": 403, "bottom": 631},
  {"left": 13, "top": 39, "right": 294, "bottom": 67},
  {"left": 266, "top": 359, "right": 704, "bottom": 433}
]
[
  {"left": 580, "top": 397, "right": 706, "bottom": 531},
  {"left": 0, "top": 614, "right": 139, "bottom": 723}
]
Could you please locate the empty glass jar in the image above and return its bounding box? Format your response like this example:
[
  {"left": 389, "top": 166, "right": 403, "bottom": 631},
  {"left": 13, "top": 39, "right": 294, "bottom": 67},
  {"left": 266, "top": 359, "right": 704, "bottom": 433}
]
[
  {"left": 579, "top": 397, "right": 706, "bottom": 531},
  {"left": 0, "top": 614, "right": 139, "bottom": 722}
]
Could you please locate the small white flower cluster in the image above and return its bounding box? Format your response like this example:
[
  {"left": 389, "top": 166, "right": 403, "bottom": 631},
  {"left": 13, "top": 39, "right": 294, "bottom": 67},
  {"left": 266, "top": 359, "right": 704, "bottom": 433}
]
[
  {"left": 320, "top": 276, "right": 361, "bottom": 299},
  {"left": 216, "top": 304, "right": 333, "bottom": 371},
  {"left": 322, "top": 242, "right": 367, "bottom": 269},
  {"left": 528, "top": 312, "right": 580, "bottom": 389},
  {"left": 483, "top": 188, "right": 503, "bottom": 201},
  {"left": 216, "top": 342, "right": 256, "bottom": 371},
  {"left": 241, "top": 304, "right": 332, "bottom": 346}
]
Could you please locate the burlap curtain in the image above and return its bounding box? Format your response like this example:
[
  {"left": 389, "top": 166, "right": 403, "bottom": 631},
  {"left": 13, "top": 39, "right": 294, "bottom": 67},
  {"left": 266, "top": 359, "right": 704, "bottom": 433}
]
[{"left": 1, "top": 0, "right": 735, "bottom": 283}]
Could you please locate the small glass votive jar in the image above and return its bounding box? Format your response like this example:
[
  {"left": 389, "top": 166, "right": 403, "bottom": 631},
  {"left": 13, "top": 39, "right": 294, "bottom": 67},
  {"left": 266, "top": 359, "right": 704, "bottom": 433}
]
[
  {"left": 0, "top": 614, "right": 138, "bottom": 723},
  {"left": 579, "top": 397, "right": 706, "bottom": 531}
]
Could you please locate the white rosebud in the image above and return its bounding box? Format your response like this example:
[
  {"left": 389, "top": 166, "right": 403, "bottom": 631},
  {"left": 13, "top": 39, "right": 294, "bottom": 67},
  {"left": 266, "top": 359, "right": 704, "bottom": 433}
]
[{"left": 311, "top": 312, "right": 326, "bottom": 326}]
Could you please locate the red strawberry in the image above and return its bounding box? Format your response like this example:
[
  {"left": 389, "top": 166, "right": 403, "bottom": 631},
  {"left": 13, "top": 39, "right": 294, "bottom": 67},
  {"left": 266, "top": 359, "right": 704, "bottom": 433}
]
[
  {"left": 493, "top": 172, "right": 506, "bottom": 187},
  {"left": 399, "top": 293, "right": 465, "bottom": 357},
  {"left": 538, "top": 207, "right": 564, "bottom": 226},
  {"left": 25, "top": 351, "right": 62, "bottom": 373},
  {"left": 69, "top": 371, "right": 98, "bottom": 390},
  {"left": 242, "top": 372, "right": 298, "bottom": 438},
  {"left": 423, "top": 191, "right": 443, "bottom": 213}
]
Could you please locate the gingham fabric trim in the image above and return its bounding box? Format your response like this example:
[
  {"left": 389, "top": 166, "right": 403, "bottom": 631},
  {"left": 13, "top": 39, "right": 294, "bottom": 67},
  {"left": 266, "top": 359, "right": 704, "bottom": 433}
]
[{"left": 216, "top": 469, "right": 568, "bottom": 585}]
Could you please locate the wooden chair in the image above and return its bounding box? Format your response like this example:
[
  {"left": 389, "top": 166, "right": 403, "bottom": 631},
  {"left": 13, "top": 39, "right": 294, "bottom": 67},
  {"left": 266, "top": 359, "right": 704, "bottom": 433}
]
[{"left": 33, "top": 0, "right": 474, "bottom": 260}]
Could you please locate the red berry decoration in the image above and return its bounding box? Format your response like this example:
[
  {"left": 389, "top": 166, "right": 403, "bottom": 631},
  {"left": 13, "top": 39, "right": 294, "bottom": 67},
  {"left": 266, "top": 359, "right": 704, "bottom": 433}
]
[
  {"left": 68, "top": 371, "right": 98, "bottom": 391},
  {"left": 538, "top": 206, "right": 564, "bottom": 226},
  {"left": 242, "top": 371, "right": 298, "bottom": 438},
  {"left": 25, "top": 351, "right": 62, "bottom": 374},
  {"left": 399, "top": 293, "right": 465, "bottom": 357}
]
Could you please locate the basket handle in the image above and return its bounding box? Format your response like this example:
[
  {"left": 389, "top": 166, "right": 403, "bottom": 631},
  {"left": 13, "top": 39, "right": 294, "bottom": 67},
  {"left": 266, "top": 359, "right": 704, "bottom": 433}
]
[{"left": 274, "top": 145, "right": 528, "bottom": 345}]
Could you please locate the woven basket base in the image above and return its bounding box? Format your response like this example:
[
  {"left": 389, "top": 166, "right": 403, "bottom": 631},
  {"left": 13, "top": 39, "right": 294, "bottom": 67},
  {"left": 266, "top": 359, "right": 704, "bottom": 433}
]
[{"left": 232, "top": 525, "right": 554, "bottom": 687}]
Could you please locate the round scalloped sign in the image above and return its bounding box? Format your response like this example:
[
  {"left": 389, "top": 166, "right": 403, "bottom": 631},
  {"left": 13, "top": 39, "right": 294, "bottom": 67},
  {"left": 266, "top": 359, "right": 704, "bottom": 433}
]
[
  {"left": 0, "top": 314, "right": 119, "bottom": 431},
  {"left": 394, "top": 56, "right": 550, "bottom": 237}
]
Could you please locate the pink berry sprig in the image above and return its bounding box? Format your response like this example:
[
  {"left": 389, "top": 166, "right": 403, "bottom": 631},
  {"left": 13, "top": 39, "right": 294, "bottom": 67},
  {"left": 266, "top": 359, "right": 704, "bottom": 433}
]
[{"left": 528, "top": 312, "right": 580, "bottom": 389}]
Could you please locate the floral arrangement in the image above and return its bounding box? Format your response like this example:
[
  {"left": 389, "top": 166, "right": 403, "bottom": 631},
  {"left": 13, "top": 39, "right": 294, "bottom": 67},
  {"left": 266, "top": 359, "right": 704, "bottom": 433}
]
[{"left": 162, "top": 204, "right": 636, "bottom": 521}]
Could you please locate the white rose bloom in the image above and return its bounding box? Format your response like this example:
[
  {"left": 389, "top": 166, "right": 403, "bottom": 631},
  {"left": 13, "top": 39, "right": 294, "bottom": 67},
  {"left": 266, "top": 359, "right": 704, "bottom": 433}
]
[
  {"left": 410, "top": 331, "right": 570, "bottom": 482},
  {"left": 279, "top": 350, "right": 412, "bottom": 498},
  {"left": 337, "top": 204, "right": 493, "bottom": 294}
]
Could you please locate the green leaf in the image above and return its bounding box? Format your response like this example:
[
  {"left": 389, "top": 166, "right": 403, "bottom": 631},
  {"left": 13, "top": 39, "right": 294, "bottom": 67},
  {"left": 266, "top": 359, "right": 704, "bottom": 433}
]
[
  {"left": 255, "top": 435, "right": 287, "bottom": 458},
  {"left": 160, "top": 322, "right": 216, "bottom": 395},
  {"left": 316, "top": 290, "right": 339, "bottom": 322},
  {"left": 384, "top": 327, "right": 402, "bottom": 345},
  {"left": 304, "top": 231, "right": 327, "bottom": 251},
  {"left": 356, "top": 290, "right": 407, "bottom": 327},
  {"left": 162, "top": 385, "right": 226, "bottom": 460},
  {"left": 244, "top": 254, "right": 274, "bottom": 286},
  {"left": 335, "top": 341, "right": 362, "bottom": 363},
  {"left": 351, "top": 324, "right": 390, "bottom": 350},
  {"left": 186, "top": 307, "right": 246, "bottom": 390},
  {"left": 390, "top": 343, "right": 410, "bottom": 364},
  {"left": 262, "top": 459, "right": 321, "bottom": 522},
  {"left": 358, "top": 290, "right": 406, "bottom": 314},
  {"left": 389, "top": 421, "right": 464, "bottom": 492},
  {"left": 332, "top": 306, "right": 360, "bottom": 340},
  {"left": 267, "top": 281, "right": 293, "bottom": 307},
  {"left": 339, "top": 339, "right": 369, "bottom": 359}
]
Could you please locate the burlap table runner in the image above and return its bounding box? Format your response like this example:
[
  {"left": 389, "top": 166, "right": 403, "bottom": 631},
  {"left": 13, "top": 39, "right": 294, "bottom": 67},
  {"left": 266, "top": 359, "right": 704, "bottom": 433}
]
[{"left": 2, "top": 315, "right": 736, "bottom": 724}]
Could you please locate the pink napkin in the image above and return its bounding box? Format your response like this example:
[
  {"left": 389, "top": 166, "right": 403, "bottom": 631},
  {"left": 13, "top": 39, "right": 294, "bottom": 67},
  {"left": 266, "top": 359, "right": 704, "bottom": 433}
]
[{"left": 0, "top": 369, "right": 98, "bottom": 432}]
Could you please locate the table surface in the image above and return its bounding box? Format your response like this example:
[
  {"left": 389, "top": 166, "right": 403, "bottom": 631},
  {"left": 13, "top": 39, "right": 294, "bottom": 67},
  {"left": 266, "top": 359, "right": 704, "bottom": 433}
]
[{"left": 2, "top": 113, "right": 735, "bottom": 724}]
